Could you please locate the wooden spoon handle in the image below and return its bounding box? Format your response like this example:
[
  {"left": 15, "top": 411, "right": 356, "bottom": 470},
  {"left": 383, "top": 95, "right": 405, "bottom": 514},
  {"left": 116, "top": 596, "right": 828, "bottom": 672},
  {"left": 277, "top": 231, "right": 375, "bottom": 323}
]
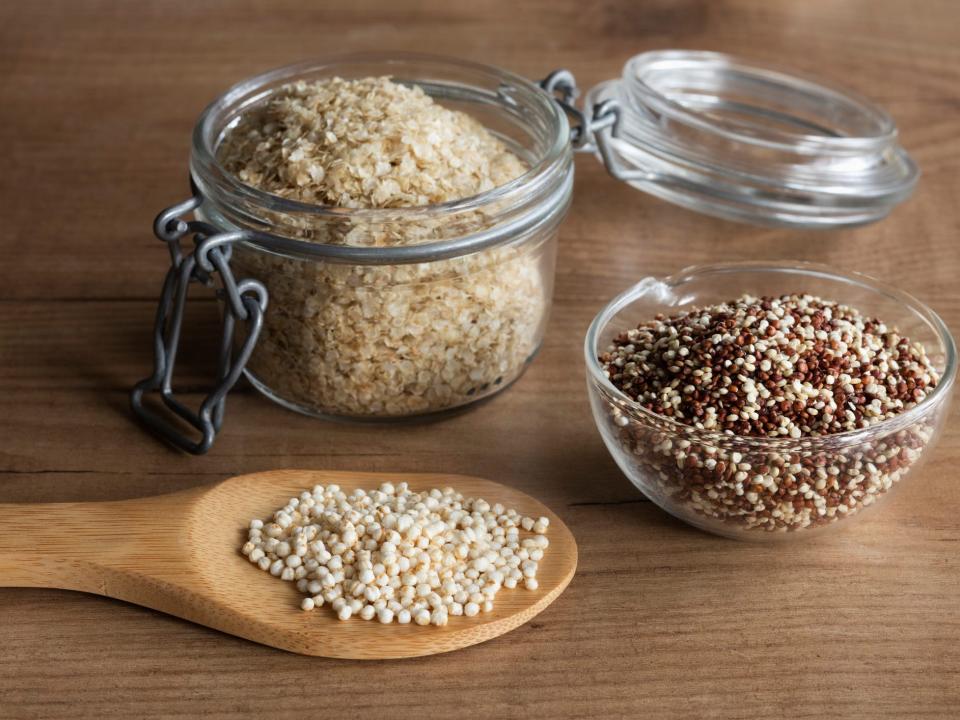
[
  {"left": 0, "top": 493, "right": 196, "bottom": 593},
  {"left": 0, "top": 501, "right": 115, "bottom": 590}
]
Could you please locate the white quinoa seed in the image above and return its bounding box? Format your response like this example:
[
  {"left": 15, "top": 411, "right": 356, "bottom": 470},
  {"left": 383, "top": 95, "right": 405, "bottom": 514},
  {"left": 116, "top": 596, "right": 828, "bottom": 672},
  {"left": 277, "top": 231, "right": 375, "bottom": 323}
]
[{"left": 242, "top": 482, "right": 550, "bottom": 624}]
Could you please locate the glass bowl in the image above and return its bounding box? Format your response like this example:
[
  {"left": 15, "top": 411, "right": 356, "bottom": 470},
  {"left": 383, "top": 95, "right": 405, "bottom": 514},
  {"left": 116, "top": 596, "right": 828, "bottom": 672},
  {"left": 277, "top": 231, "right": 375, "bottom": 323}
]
[{"left": 584, "top": 262, "right": 956, "bottom": 541}]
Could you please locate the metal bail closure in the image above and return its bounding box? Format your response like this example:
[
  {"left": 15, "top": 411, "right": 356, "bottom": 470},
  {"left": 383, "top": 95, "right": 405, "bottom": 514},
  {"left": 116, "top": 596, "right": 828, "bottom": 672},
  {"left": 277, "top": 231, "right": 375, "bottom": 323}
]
[
  {"left": 540, "top": 69, "right": 591, "bottom": 150},
  {"left": 130, "top": 196, "right": 268, "bottom": 455}
]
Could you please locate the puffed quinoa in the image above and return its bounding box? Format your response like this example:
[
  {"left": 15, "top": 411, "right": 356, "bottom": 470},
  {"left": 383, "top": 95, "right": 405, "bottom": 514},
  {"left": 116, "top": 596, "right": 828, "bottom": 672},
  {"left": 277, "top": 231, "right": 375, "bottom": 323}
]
[
  {"left": 599, "top": 294, "right": 940, "bottom": 533},
  {"left": 242, "top": 482, "right": 549, "bottom": 624},
  {"left": 217, "top": 77, "right": 548, "bottom": 417}
]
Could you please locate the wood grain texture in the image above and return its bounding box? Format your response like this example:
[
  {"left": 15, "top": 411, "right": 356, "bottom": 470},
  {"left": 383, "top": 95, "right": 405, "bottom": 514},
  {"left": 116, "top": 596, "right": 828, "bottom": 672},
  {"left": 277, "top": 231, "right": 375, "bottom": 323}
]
[
  {"left": 0, "top": 470, "right": 577, "bottom": 659},
  {"left": 0, "top": 0, "right": 958, "bottom": 717}
]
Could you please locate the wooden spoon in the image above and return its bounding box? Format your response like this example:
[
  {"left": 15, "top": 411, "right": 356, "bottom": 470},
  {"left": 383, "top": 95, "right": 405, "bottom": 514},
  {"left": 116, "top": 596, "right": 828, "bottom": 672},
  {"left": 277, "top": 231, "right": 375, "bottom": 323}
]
[{"left": 0, "top": 470, "right": 577, "bottom": 659}]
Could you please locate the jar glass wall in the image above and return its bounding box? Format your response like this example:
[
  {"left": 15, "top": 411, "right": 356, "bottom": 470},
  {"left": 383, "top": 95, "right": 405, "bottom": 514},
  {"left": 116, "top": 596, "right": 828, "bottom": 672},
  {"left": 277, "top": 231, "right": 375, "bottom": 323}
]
[
  {"left": 232, "top": 224, "right": 560, "bottom": 418},
  {"left": 189, "top": 55, "right": 573, "bottom": 419}
]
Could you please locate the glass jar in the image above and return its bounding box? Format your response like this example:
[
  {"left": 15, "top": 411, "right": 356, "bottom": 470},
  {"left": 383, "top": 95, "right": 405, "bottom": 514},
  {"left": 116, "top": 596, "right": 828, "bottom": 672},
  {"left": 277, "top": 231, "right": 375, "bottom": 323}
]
[
  {"left": 192, "top": 57, "right": 571, "bottom": 421},
  {"left": 133, "top": 55, "right": 572, "bottom": 451}
]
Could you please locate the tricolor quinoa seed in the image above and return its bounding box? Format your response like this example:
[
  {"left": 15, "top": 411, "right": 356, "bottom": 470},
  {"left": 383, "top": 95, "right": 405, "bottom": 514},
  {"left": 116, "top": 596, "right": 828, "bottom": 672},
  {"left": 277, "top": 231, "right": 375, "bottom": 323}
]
[{"left": 599, "top": 294, "right": 939, "bottom": 533}]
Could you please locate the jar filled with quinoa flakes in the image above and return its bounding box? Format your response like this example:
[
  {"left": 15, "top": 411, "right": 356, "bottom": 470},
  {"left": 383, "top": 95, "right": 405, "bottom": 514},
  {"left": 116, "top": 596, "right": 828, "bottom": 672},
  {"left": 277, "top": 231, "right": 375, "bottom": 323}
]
[{"left": 132, "top": 52, "right": 919, "bottom": 453}]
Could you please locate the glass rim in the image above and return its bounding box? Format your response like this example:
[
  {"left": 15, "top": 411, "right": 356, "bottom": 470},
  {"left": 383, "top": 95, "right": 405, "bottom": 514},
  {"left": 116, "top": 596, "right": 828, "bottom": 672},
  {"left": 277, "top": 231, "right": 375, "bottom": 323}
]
[
  {"left": 584, "top": 260, "right": 957, "bottom": 450},
  {"left": 190, "top": 52, "right": 570, "bottom": 222}
]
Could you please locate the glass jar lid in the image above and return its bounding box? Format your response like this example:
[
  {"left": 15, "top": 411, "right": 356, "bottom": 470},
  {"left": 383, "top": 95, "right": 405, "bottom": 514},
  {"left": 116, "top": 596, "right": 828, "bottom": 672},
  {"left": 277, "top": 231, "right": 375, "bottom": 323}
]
[{"left": 579, "top": 50, "right": 918, "bottom": 228}]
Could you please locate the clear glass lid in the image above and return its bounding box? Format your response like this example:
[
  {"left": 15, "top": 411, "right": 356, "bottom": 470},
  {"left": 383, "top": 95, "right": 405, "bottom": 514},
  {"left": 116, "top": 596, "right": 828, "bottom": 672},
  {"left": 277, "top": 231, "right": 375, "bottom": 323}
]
[{"left": 583, "top": 50, "right": 918, "bottom": 228}]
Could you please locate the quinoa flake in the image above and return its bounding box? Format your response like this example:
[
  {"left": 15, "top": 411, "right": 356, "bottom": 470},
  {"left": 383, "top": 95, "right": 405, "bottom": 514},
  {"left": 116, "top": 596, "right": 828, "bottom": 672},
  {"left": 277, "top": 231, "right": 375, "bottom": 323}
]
[
  {"left": 219, "top": 76, "right": 526, "bottom": 211},
  {"left": 215, "top": 77, "right": 549, "bottom": 417}
]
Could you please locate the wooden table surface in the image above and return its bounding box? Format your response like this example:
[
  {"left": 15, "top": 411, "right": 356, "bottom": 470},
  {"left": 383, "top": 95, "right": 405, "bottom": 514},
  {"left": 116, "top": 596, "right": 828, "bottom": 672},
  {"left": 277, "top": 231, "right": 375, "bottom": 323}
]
[{"left": 2, "top": 1, "right": 959, "bottom": 717}]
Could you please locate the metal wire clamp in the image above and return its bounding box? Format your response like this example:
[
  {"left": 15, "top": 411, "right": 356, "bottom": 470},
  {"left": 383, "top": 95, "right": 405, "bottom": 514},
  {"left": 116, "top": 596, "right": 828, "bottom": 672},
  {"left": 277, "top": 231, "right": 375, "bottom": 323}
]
[
  {"left": 540, "top": 70, "right": 658, "bottom": 183},
  {"left": 130, "top": 196, "right": 268, "bottom": 455},
  {"left": 539, "top": 69, "right": 592, "bottom": 150}
]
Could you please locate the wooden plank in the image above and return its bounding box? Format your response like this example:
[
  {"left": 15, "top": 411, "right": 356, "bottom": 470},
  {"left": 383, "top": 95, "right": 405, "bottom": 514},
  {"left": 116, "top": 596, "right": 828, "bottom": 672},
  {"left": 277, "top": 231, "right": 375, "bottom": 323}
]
[{"left": 0, "top": 0, "right": 958, "bottom": 717}]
